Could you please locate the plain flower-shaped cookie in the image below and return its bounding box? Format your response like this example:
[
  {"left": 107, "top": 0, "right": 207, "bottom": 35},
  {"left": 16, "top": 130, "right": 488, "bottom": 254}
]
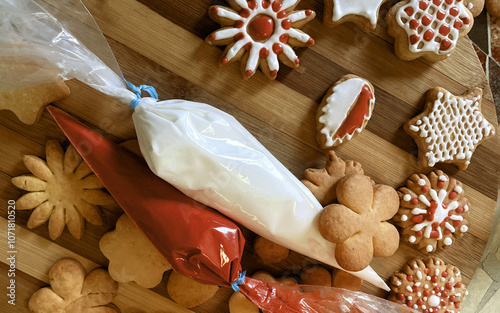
[
  {"left": 319, "top": 173, "right": 400, "bottom": 271},
  {"left": 28, "top": 258, "right": 119, "bottom": 313}
]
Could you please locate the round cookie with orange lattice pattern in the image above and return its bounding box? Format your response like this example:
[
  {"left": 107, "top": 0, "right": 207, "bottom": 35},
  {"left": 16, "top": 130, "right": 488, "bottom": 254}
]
[
  {"left": 394, "top": 170, "right": 469, "bottom": 254},
  {"left": 388, "top": 257, "right": 468, "bottom": 313}
]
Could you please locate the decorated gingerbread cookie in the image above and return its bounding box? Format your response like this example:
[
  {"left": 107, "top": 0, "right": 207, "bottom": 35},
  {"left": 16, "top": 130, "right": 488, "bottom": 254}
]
[
  {"left": 394, "top": 170, "right": 469, "bottom": 254},
  {"left": 387, "top": 0, "right": 474, "bottom": 61},
  {"left": 404, "top": 87, "right": 495, "bottom": 170},
  {"left": 388, "top": 257, "right": 468, "bottom": 312},
  {"left": 206, "top": 0, "right": 315, "bottom": 80},
  {"left": 316, "top": 75, "right": 375, "bottom": 149},
  {"left": 324, "top": 0, "right": 390, "bottom": 32}
]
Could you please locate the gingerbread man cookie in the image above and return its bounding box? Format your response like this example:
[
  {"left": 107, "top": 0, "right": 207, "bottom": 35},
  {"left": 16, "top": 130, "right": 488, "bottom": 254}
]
[
  {"left": 206, "top": 0, "right": 315, "bottom": 80},
  {"left": 316, "top": 75, "right": 375, "bottom": 148},
  {"left": 324, "top": 0, "right": 390, "bottom": 32},
  {"left": 387, "top": 0, "right": 474, "bottom": 61},
  {"left": 404, "top": 87, "right": 495, "bottom": 170},
  {"left": 318, "top": 173, "right": 400, "bottom": 271},
  {"left": 388, "top": 257, "right": 468, "bottom": 313},
  {"left": 394, "top": 170, "right": 469, "bottom": 253}
]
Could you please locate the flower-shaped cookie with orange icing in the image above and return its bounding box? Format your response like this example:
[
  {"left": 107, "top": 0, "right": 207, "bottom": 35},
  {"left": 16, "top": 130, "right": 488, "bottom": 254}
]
[{"left": 318, "top": 173, "right": 400, "bottom": 271}]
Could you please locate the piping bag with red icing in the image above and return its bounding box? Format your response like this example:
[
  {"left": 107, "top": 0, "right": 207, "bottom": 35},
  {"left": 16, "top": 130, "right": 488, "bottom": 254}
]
[
  {"left": 47, "top": 106, "right": 415, "bottom": 313},
  {"left": 1, "top": 0, "right": 387, "bottom": 289}
]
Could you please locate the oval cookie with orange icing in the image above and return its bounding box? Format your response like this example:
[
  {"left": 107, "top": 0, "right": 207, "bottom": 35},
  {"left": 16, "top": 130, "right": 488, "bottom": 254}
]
[{"left": 316, "top": 75, "right": 375, "bottom": 149}]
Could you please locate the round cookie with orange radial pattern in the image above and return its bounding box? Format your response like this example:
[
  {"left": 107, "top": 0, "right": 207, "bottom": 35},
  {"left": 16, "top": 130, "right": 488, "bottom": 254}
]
[
  {"left": 394, "top": 170, "right": 469, "bottom": 254},
  {"left": 206, "top": 0, "right": 315, "bottom": 80},
  {"left": 388, "top": 257, "right": 468, "bottom": 313}
]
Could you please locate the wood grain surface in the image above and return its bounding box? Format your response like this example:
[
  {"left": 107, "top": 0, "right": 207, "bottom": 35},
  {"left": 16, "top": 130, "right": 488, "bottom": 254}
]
[{"left": 0, "top": 0, "right": 499, "bottom": 312}]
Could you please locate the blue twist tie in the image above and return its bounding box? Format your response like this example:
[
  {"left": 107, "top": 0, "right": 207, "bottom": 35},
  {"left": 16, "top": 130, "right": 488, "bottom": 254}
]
[
  {"left": 231, "top": 271, "right": 246, "bottom": 292},
  {"left": 123, "top": 76, "right": 158, "bottom": 110}
]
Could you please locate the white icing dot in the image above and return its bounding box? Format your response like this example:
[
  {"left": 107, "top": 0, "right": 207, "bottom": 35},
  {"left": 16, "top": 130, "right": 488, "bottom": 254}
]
[
  {"left": 432, "top": 290, "right": 436, "bottom": 294},
  {"left": 465, "top": 290, "right": 469, "bottom": 295},
  {"left": 436, "top": 261, "right": 441, "bottom": 265},
  {"left": 464, "top": 204, "right": 469, "bottom": 211},
  {"left": 416, "top": 120, "right": 422, "bottom": 125},
  {"left": 456, "top": 293, "right": 462, "bottom": 297},
  {"left": 422, "top": 305, "right": 426, "bottom": 309},
  {"left": 440, "top": 287, "right": 444, "bottom": 291},
  {"left": 425, "top": 284, "right": 429, "bottom": 289},
  {"left": 418, "top": 179, "right": 426, "bottom": 186},
  {"left": 438, "top": 292, "right": 441, "bottom": 296},
  {"left": 429, "top": 295, "right": 440, "bottom": 306},
  {"left": 426, "top": 245, "right": 433, "bottom": 252},
  {"left": 403, "top": 194, "right": 412, "bottom": 201},
  {"left": 396, "top": 280, "right": 401, "bottom": 286},
  {"left": 444, "top": 237, "right": 453, "bottom": 245},
  {"left": 423, "top": 297, "right": 428, "bottom": 301},
  {"left": 450, "top": 277, "right": 455, "bottom": 283},
  {"left": 408, "top": 296, "right": 413, "bottom": 301},
  {"left": 417, "top": 292, "right": 422, "bottom": 297},
  {"left": 427, "top": 276, "right": 431, "bottom": 281},
  {"left": 441, "top": 277, "right": 446, "bottom": 282},
  {"left": 406, "top": 286, "right": 413, "bottom": 292},
  {"left": 413, "top": 304, "right": 418, "bottom": 309},
  {"left": 454, "top": 185, "right": 463, "bottom": 193},
  {"left": 415, "top": 282, "right": 421, "bottom": 287},
  {"left": 461, "top": 225, "right": 468, "bottom": 233},
  {"left": 435, "top": 269, "right": 440, "bottom": 276},
  {"left": 417, "top": 271, "right": 422, "bottom": 280},
  {"left": 410, "top": 125, "right": 419, "bottom": 132},
  {"left": 468, "top": 2, "right": 474, "bottom": 9},
  {"left": 414, "top": 263, "right": 418, "bottom": 269},
  {"left": 439, "top": 175, "right": 447, "bottom": 182},
  {"left": 409, "top": 236, "right": 416, "bottom": 243},
  {"left": 401, "top": 214, "right": 408, "bottom": 221}
]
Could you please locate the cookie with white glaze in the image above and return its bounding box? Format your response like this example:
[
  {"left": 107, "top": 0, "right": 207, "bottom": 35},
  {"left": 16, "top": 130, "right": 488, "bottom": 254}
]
[
  {"left": 316, "top": 75, "right": 375, "bottom": 149},
  {"left": 323, "top": 0, "right": 390, "bottom": 32}
]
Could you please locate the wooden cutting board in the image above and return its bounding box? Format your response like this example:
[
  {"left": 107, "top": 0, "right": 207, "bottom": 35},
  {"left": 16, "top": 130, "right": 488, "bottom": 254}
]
[{"left": 1, "top": 0, "right": 499, "bottom": 312}]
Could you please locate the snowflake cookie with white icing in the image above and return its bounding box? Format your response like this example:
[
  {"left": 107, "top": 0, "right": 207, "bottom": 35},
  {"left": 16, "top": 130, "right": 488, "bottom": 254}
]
[
  {"left": 316, "top": 75, "right": 375, "bottom": 148},
  {"left": 324, "top": 0, "right": 389, "bottom": 32},
  {"left": 387, "top": 0, "right": 474, "bottom": 61},
  {"left": 388, "top": 257, "right": 468, "bottom": 313},
  {"left": 394, "top": 170, "right": 469, "bottom": 254},
  {"left": 206, "top": 0, "right": 315, "bottom": 80},
  {"left": 404, "top": 87, "right": 495, "bottom": 170}
]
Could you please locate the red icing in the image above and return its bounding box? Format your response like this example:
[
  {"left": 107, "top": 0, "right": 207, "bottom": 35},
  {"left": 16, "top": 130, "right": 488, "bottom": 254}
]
[
  {"left": 306, "top": 9, "right": 313, "bottom": 16},
  {"left": 422, "top": 186, "right": 429, "bottom": 192},
  {"left": 431, "top": 276, "right": 438, "bottom": 283},
  {"left": 307, "top": 37, "right": 315, "bottom": 45},
  {"left": 454, "top": 19, "right": 463, "bottom": 29},
  {"left": 455, "top": 282, "right": 462, "bottom": 288},
  {"left": 419, "top": 0, "right": 429, "bottom": 10},
  {"left": 449, "top": 191, "right": 458, "bottom": 199},
  {"left": 411, "top": 198, "right": 419, "bottom": 205},
  {"left": 259, "top": 47, "right": 269, "bottom": 58},
  {"left": 433, "top": 0, "right": 443, "bottom": 4},
  {"left": 424, "top": 29, "right": 434, "bottom": 41},
  {"left": 207, "top": 33, "right": 215, "bottom": 41},
  {"left": 456, "top": 207, "right": 464, "bottom": 213},
  {"left": 272, "top": 43, "right": 283, "bottom": 54},
  {"left": 397, "top": 293, "right": 405, "bottom": 300},
  {"left": 430, "top": 230, "right": 440, "bottom": 238},
  {"left": 281, "top": 19, "right": 291, "bottom": 29},
  {"left": 445, "top": 282, "right": 453, "bottom": 290},
  {"left": 446, "top": 0, "right": 454, "bottom": 4},
  {"left": 248, "top": 0, "right": 257, "bottom": 10},
  {"left": 463, "top": 17, "right": 470, "bottom": 24},
  {"left": 413, "top": 285, "right": 419, "bottom": 292},
  {"left": 222, "top": 57, "right": 229, "bottom": 65},
  {"left": 453, "top": 220, "right": 461, "bottom": 227},
  {"left": 422, "top": 14, "right": 433, "bottom": 26},
  {"left": 439, "top": 24, "right": 451, "bottom": 36},
  {"left": 454, "top": 302, "right": 460, "bottom": 309},
  {"left": 279, "top": 33, "right": 289, "bottom": 43},
  {"left": 437, "top": 181, "right": 446, "bottom": 189},
  {"left": 442, "top": 271, "right": 448, "bottom": 278},
  {"left": 432, "top": 222, "right": 439, "bottom": 228},
  {"left": 407, "top": 275, "right": 414, "bottom": 282},
  {"left": 423, "top": 310, "right": 430, "bottom": 313},
  {"left": 210, "top": 6, "right": 218, "bottom": 14},
  {"left": 433, "top": 286, "right": 440, "bottom": 293},
  {"left": 450, "top": 6, "right": 459, "bottom": 16},
  {"left": 449, "top": 295, "right": 456, "bottom": 302},
  {"left": 333, "top": 85, "right": 373, "bottom": 140},
  {"left": 245, "top": 69, "right": 253, "bottom": 77},
  {"left": 437, "top": 9, "right": 446, "bottom": 20},
  {"left": 442, "top": 290, "right": 449, "bottom": 297},
  {"left": 244, "top": 42, "right": 253, "bottom": 50},
  {"left": 416, "top": 230, "right": 423, "bottom": 237},
  {"left": 410, "top": 19, "right": 420, "bottom": 30},
  {"left": 272, "top": 0, "right": 282, "bottom": 12},
  {"left": 262, "top": 0, "right": 271, "bottom": 9},
  {"left": 407, "top": 300, "right": 413, "bottom": 307},
  {"left": 444, "top": 229, "right": 452, "bottom": 235},
  {"left": 234, "top": 32, "right": 245, "bottom": 41},
  {"left": 277, "top": 10, "right": 288, "bottom": 18},
  {"left": 248, "top": 16, "right": 275, "bottom": 41},
  {"left": 448, "top": 211, "right": 454, "bottom": 216},
  {"left": 405, "top": 7, "right": 414, "bottom": 16},
  {"left": 235, "top": 20, "right": 244, "bottom": 28},
  {"left": 417, "top": 298, "right": 424, "bottom": 306},
  {"left": 423, "top": 290, "right": 430, "bottom": 296},
  {"left": 270, "top": 70, "right": 277, "bottom": 78},
  {"left": 410, "top": 34, "right": 420, "bottom": 45},
  {"left": 294, "top": 58, "right": 299, "bottom": 64},
  {"left": 240, "top": 8, "right": 250, "bottom": 18},
  {"left": 440, "top": 39, "right": 452, "bottom": 50}
]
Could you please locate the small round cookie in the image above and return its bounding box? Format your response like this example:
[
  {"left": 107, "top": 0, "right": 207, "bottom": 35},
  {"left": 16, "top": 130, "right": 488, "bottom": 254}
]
[
  {"left": 388, "top": 257, "right": 468, "bottom": 312},
  {"left": 206, "top": 0, "right": 315, "bottom": 80},
  {"left": 404, "top": 87, "right": 495, "bottom": 170},
  {"left": 394, "top": 170, "right": 470, "bottom": 254},
  {"left": 332, "top": 269, "right": 363, "bottom": 291},
  {"left": 300, "top": 265, "right": 332, "bottom": 286},
  {"left": 167, "top": 271, "right": 219, "bottom": 308},
  {"left": 316, "top": 75, "right": 375, "bottom": 149},
  {"left": 323, "top": 0, "right": 390, "bottom": 32},
  {"left": 486, "top": 0, "right": 500, "bottom": 17},
  {"left": 386, "top": 0, "right": 474, "bottom": 61},
  {"left": 253, "top": 236, "right": 290, "bottom": 264}
]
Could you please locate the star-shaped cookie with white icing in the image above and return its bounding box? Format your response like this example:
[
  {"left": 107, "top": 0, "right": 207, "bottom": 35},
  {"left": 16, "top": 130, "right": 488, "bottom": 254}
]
[
  {"left": 324, "top": 0, "right": 389, "bottom": 32},
  {"left": 404, "top": 87, "right": 495, "bottom": 170}
]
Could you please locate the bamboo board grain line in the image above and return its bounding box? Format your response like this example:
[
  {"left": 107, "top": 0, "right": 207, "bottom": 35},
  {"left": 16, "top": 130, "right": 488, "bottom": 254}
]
[{"left": 0, "top": 217, "right": 193, "bottom": 313}]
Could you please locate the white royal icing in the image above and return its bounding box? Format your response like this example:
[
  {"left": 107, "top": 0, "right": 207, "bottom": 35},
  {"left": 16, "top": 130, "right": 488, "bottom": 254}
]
[
  {"left": 396, "top": 0, "right": 472, "bottom": 55},
  {"left": 408, "top": 91, "right": 494, "bottom": 167},
  {"left": 331, "top": 0, "right": 386, "bottom": 25},
  {"left": 444, "top": 237, "right": 453, "bottom": 245},
  {"left": 404, "top": 194, "right": 412, "bottom": 201},
  {"left": 401, "top": 214, "right": 408, "bottom": 221},
  {"left": 210, "top": 0, "right": 313, "bottom": 75},
  {"left": 318, "top": 78, "right": 374, "bottom": 147}
]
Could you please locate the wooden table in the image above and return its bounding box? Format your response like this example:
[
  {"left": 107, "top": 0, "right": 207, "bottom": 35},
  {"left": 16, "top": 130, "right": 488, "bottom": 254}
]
[{"left": 1, "top": 0, "right": 499, "bottom": 312}]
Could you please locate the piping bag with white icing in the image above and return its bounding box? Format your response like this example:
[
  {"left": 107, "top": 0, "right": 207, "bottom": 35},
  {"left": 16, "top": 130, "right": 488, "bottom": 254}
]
[{"left": 1, "top": 0, "right": 388, "bottom": 290}]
